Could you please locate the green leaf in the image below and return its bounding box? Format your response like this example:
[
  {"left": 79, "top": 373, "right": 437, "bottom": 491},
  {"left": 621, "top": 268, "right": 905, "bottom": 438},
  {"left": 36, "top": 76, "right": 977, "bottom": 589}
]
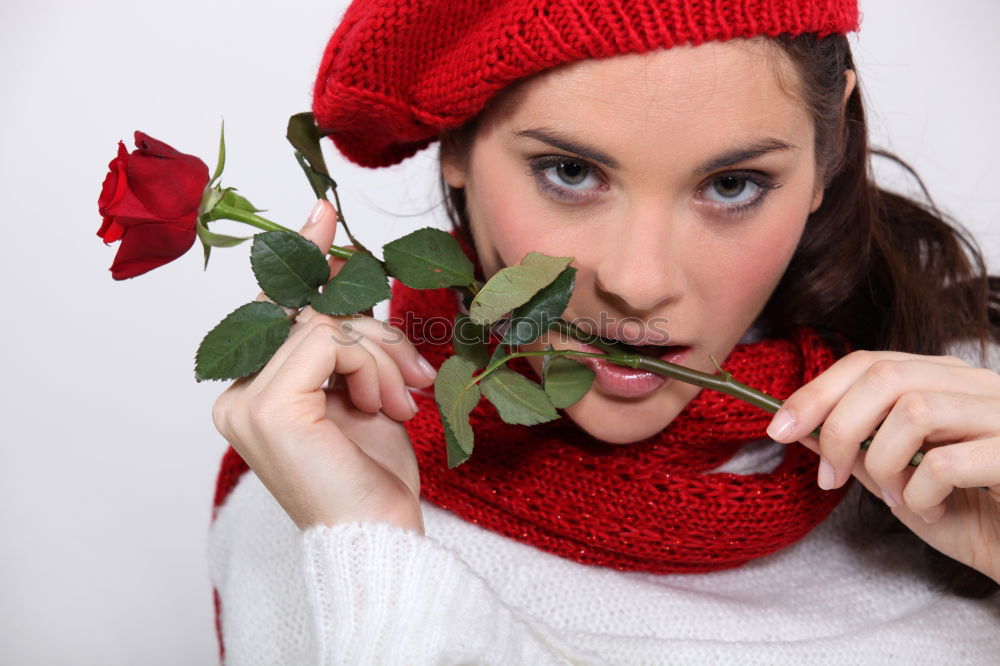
[
  {"left": 195, "top": 301, "right": 291, "bottom": 381},
  {"left": 442, "top": 417, "right": 472, "bottom": 469},
  {"left": 251, "top": 231, "right": 330, "bottom": 308},
  {"left": 502, "top": 266, "right": 576, "bottom": 346},
  {"left": 452, "top": 313, "right": 490, "bottom": 368},
  {"left": 196, "top": 216, "right": 250, "bottom": 269},
  {"left": 221, "top": 188, "right": 265, "bottom": 213},
  {"left": 468, "top": 252, "right": 573, "bottom": 326},
  {"left": 210, "top": 119, "right": 225, "bottom": 186},
  {"left": 543, "top": 356, "right": 595, "bottom": 408},
  {"left": 434, "top": 355, "right": 481, "bottom": 467},
  {"left": 382, "top": 227, "right": 475, "bottom": 289},
  {"left": 310, "top": 251, "right": 391, "bottom": 315},
  {"left": 480, "top": 366, "right": 558, "bottom": 426},
  {"left": 286, "top": 112, "right": 330, "bottom": 177},
  {"left": 486, "top": 341, "right": 509, "bottom": 371},
  {"left": 286, "top": 114, "right": 369, "bottom": 254}
]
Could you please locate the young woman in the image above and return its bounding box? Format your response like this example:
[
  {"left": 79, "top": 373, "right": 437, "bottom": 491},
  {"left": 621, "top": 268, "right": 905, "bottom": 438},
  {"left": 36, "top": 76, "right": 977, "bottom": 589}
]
[{"left": 208, "top": 0, "right": 1000, "bottom": 662}]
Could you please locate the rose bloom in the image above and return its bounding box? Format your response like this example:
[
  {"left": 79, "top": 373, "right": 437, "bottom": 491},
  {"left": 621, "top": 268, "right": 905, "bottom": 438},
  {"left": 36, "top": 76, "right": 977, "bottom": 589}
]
[{"left": 97, "top": 132, "right": 209, "bottom": 279}]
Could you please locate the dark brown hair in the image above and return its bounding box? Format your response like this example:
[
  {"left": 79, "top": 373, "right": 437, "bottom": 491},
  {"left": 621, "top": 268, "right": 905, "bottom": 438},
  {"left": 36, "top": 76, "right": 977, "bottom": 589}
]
[{"left": 439, "top": 34, "right": 1000, "bottom": 596}]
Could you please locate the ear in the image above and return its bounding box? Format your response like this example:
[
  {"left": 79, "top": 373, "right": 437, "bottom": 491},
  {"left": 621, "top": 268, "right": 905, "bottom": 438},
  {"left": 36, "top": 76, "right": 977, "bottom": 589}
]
[
  {"left": 810, "top": 69, "right": 858, "bottom": 213},
  {"left": 440, "top": 143, "right": 467, "bottom": 189}
]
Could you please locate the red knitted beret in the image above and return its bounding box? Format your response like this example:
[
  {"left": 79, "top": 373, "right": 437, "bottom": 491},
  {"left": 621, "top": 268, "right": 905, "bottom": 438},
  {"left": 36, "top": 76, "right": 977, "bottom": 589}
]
[{"left": 313, "top": 0, "right": 860, "bottom": 168}]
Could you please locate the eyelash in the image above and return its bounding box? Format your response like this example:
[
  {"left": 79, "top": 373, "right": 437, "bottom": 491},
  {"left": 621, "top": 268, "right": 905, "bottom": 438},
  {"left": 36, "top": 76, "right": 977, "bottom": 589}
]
[{"left": 526, "top": 155, "right": 781, "bottom": 217}]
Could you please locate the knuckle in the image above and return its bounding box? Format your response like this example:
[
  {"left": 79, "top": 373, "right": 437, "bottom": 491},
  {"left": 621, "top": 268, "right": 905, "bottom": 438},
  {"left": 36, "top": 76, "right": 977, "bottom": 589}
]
[
  {"left": 211, "top": 394, "right": 232, "bottom": 437},
  {"left": 846, "top": 349, "right": 878, "bottom": 368},
  {"left": 895, "top": 392, "right": 933, "bottom": 426},
  {"left": 818, "top": 415, "right": 849, "bottom": 450},
  {"left": 866, "top": 359, "right": 905, "bottom": 391},
  {"left": 920, "top": 447, "right": 956, "bottom": 482}
]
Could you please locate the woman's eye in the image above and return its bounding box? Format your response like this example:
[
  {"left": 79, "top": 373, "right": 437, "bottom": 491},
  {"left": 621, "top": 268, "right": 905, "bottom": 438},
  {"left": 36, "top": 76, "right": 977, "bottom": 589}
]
[
  {"left": 529, "top": 157, "right": 605, "bottom": 201},
  {"left": 703, "top": 174, "right": 761, "bottom": 205},
  {"left": 550, "top": 160, "right": 592, "bottom": 187}
]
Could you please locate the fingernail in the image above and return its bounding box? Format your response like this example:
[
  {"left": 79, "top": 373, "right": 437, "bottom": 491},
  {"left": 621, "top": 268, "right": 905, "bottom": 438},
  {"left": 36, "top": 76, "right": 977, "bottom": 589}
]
[
  {"left": 921, "top": 512, "right": 941, "bottom": 525},
  {"left": 767, "top": 408, "right": 796, "bottom": 441},
  {"left": 817, "top": 457, "right": 836, "bottom": 490},
  {"left": 879, "top": 486, "right": 898, "bottom": 509},
  {"left": 417, "top": 355, "right": 437, "bottom": 379},
  {"left": 304, "top": 200, "right": 326, "bottom": 227},
  {"left": 406, "top": 390, "right": 418, "bottom": 413}
]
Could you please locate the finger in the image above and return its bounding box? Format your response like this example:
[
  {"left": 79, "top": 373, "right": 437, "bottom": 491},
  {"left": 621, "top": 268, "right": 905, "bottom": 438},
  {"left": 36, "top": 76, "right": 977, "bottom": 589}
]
[
  {"left": 249, "top": 312, "right": 342, "bottom": 388},
  {"left": 298, "top": 199, "right": 338, "bottom": 257},
  {"left": 332, "top": 320, "right": 417, "bottom": 421},
  {"left": 767, "top": 354, "right": 990, "bottom": 486},
  {"left": 900, "top": 437, "right": 1000, "bottom": 524},
  {"left": 264, "top": 320, "right": 382, "bottom": 414},
  {"left": 334, "top": 315, "right": 437, "bottom": 388},
  {"left": 768, "top": 351, "right": 973, "bottom": 442},
  {"left": 817, "top": 360, "right": 997, "bottom": 488},
  {"left": 864, "top": 392, "right": 1000, "bottom": 503},
  {"left": 262, "top": 320, "right": 382, "bottom": 414}
]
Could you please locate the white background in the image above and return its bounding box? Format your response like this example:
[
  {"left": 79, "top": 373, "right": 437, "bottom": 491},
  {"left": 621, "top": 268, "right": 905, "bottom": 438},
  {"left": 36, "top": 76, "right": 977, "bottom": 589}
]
[{"left": 1, "top": 1, "right": 997, "bottom": 663}]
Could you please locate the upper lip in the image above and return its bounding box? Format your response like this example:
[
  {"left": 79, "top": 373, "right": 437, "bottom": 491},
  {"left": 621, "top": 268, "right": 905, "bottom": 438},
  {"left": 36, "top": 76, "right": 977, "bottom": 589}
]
[{"left": 591, "top": 329, "right": 687, "bottom": 348}]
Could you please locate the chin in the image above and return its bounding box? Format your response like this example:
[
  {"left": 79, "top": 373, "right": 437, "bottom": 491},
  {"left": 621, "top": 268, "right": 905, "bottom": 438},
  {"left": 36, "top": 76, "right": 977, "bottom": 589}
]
[{"left": 563, "top": 400, "right": 673, "bottom": 444}]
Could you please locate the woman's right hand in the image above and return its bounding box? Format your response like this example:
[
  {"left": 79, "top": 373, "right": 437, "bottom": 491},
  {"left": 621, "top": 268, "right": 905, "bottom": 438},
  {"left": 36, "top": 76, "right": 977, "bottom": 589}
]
[{"left": 211, "top": 200, "right": 437, "bottom": 533}]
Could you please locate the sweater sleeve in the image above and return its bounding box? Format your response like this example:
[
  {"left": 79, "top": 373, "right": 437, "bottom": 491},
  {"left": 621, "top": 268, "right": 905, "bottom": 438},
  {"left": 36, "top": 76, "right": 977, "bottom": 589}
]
[{"left": 208, "top": 471, "right": 599, "bottom": 666}]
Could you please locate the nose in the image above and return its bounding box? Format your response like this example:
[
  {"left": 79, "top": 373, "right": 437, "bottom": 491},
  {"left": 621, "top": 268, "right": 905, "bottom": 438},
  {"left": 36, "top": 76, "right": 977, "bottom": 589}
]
[{"left": 593, "top": 208, "right": 686, "bottom": 314}]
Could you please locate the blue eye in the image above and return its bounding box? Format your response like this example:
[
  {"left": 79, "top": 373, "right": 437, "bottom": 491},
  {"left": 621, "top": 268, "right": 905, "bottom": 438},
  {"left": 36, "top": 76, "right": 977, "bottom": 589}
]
[{"left": 544, "top": 158, "right": 601, "bottom": 189}]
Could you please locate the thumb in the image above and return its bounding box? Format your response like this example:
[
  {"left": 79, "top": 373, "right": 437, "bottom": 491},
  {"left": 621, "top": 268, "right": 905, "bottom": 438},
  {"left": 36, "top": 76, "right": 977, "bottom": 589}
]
[{"left": 298, "top": 199, "right": 338, "bottom": 253}]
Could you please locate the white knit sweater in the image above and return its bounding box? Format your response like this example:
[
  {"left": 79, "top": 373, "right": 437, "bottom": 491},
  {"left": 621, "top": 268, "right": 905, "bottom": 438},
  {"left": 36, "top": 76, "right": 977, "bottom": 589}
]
[{"left": 207, "top": 433, "right": 1000, "bottom": 665}]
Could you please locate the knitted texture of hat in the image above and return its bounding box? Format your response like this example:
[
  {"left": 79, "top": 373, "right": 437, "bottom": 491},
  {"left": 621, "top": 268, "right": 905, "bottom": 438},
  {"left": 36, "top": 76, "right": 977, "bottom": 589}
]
[{"left": 313, "top": 0, "right": 860, "bottom": 167}]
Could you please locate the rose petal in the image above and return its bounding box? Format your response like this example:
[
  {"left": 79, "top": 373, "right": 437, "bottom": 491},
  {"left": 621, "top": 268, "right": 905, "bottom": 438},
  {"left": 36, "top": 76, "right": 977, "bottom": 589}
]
[
  {"left": 108, "top": 215, "right": 198, "bottom": 280},
  {"left": 97, "top": 217, "right": 126, "bottom": 244},
  {"left": 97, "top": 142, "right": 129, "bottom": 213},
  {"left": 128, "top": 133, "right": 209, "bottom": 219}
]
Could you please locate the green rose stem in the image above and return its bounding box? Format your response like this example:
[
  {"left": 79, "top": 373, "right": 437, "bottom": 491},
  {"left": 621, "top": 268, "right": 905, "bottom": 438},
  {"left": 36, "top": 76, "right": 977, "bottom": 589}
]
[{"left": 204, "top": 202, "right": 359, "bottom": 262}]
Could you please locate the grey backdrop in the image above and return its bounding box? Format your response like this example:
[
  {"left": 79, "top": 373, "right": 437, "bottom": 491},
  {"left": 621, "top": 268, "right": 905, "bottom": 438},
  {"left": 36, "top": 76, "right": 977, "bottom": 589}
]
[{"left": 2, "top": 1, "right": 997, "bottom": 664}]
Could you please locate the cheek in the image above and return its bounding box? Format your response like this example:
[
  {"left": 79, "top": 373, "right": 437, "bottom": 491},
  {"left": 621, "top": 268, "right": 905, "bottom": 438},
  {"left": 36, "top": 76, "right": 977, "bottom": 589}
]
[
  {"left": 467, "top": 160, "right": 564, "bottom": 274},
  {"left": 703, "top": 208, "right": 808, "bottom": 314}
]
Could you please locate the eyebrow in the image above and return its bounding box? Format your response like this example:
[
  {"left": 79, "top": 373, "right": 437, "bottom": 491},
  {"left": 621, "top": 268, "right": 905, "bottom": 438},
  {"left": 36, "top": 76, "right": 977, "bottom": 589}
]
[
  {"left": 514, "top": 128, "right": 620, "bottom": 169},
  {"left": 514, "top": 128, "right": 796, "bottom": 174},
  {"left": 695, "top": 138, "right": 797, "bottom": 173}
]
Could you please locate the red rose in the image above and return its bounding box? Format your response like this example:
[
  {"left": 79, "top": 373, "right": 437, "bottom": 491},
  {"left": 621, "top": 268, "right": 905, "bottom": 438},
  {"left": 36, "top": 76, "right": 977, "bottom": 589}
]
[{"left": 97, "top": 132, "right": 210, "bottom": 279}]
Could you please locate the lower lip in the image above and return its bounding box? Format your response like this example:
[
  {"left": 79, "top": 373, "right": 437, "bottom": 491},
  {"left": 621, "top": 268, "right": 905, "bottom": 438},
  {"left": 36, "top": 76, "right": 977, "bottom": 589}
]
[{"left": 572, "top": 341, "right": 692, "bottom": 399}]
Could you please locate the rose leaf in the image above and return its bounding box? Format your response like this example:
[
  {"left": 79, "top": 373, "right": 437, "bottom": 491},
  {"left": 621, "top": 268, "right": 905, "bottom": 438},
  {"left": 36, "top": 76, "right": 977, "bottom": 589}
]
[
  {"left": 502, "top": 265, "right": 576, "bottom": 346},
  {"left": 480, "top": 366, "right": 559, "bottom": 426},
  {"left": 543, "top": 356, "right": 595, "bottom": 409},
  {"left": 251, "top": 231, "right": 331, "bottom": 308},
  {"left": 468, "top": 252, "right": 572, "bottom": 326},
  {"left": 434, "top": 355, "right": 481, "bottom": 467},
  {"left": 195, "top": 301, "right": 291, "bottom": 381},
  {"left": 382, "top": 227, "right": 476, "bottom": 289},
  {"left": 310, "top": 251, "right": 391, "bottom": 315},
  {"left": 452, "top": 312, "right": 491, "bottom": 368}
]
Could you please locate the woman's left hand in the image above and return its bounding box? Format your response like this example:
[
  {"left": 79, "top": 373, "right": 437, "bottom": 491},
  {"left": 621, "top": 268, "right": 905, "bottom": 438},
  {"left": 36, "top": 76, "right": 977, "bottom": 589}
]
[{"left": 766, "top": 350, "right": 1000, "bottom": 583}]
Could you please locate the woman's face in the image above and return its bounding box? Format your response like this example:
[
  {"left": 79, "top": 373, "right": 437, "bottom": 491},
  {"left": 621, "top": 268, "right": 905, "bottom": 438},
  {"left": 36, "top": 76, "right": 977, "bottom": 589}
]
[{"left": 443, "top": 39, "right": 827, "bottom": 444}]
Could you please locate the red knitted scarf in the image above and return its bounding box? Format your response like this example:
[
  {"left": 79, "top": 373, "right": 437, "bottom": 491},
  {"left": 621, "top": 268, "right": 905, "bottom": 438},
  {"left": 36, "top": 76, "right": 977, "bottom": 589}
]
[
  {"left": 213, "top": 282, "right": 849, "bottom": 575},
  {"left": 390, "top": 282, "right": 850, "bottom": 573}
]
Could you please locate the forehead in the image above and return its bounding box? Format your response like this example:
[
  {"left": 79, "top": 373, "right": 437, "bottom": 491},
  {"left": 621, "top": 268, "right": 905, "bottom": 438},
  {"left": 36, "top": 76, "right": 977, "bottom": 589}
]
[{"left": 484, "top": 38, "right": 809, "bottom": 162}]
